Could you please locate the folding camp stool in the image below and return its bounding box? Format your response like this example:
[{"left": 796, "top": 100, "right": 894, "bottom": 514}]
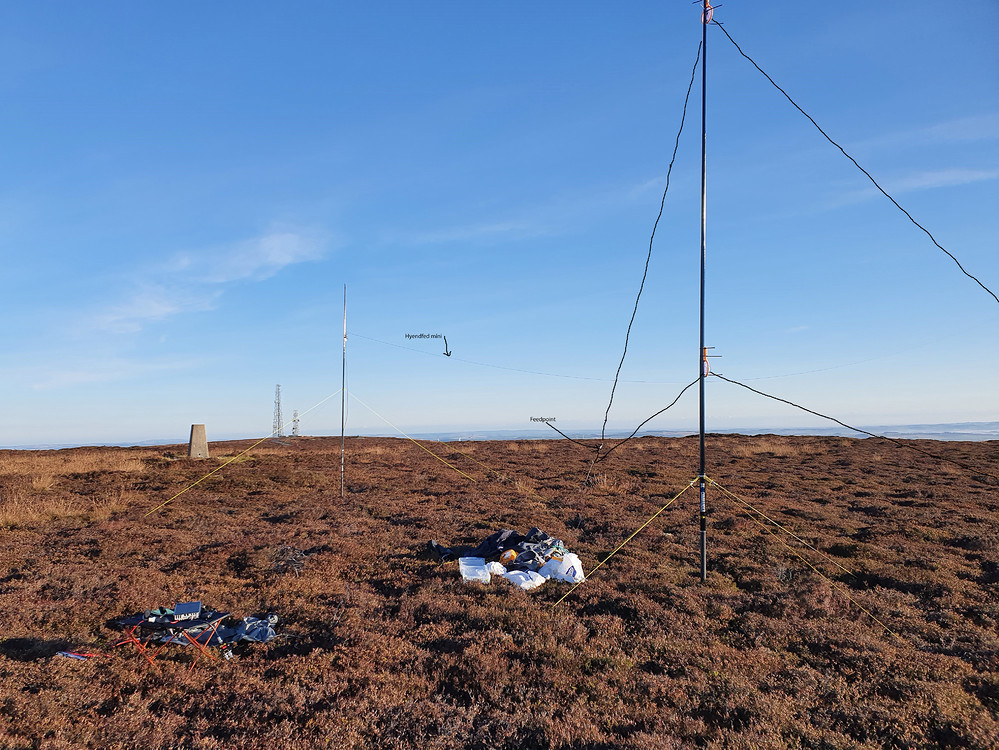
[
  {"left": 113, "top": 602, "right": 229, "bottom": 671},
  {"left": 113, "top": 622, "right": 172, "bottom": 667},
  {"left": 168, "top": 609, "right": 229, "bottom": 671}
]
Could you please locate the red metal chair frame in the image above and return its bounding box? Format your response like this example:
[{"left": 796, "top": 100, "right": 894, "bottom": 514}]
[{"left": 114, "top": 612, "right": 228, "bottom": 670}]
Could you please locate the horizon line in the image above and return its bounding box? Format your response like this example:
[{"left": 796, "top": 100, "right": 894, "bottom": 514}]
[{"left": 4, "top": 420, "right": 998, "bottom": 451}]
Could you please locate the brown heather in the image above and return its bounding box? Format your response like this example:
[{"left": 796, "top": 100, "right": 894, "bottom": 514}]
[{"left": 1, "top": 434, "right": 998, "bottom": 749}]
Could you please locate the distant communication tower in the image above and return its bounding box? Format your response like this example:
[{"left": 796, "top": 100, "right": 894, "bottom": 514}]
[
  {"left": 292, "top": 410, "right": 300, "bottom": 437},
  {"left": 273, "top": 384, "right": 284, "bottom": 437}
]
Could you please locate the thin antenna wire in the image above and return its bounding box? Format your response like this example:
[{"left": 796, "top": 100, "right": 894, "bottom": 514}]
[
  {"left": 710, "top": 371, "right": 999, "bottom": 482},
  {"left": 713, "top": 20, "right": 998, "bottom": 307},
  {"left": 596, "top": 378, "right": 699, "bottom": 464},
  {"left": 599, "top": 39, "right": 703, "bottom": 445}
]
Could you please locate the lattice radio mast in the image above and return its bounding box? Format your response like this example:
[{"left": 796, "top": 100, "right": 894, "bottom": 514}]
[{"left": 273, "top": 384, "right": 284, "bottom": 437}]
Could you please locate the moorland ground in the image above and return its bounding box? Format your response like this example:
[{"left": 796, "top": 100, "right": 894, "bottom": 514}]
[{"left": 1, "top": 434, "right": 998, "bottom": 749}]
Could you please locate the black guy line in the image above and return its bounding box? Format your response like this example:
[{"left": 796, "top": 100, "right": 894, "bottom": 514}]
[
  {"left": 597, "top": 378, "right": 700, "bottom": 464},
  {"left": 544, "top": 421, "right": 601, "bottom": 454},
  {"left": 711, "top": 371, "right": 999, "bottom": 483},
  {"left": 599, "top": 41, "right": 703, "bottom": 444},
  {"left": 713, "top": 21, "right": 999, "bottom": 307}
]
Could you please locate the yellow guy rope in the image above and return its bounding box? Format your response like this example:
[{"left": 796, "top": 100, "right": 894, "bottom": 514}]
[
  {"left": 706, "top": 476, "right": 857, "bottom": 578},
  {"left": 348, "top": 392, "right": 477, "bottom": 482},
  {"left": 437, "top": 440, "right": 552, "bottom": 507},
  {"left": 552, "top": 479, "right": 696, "bottom": 608},
  {"left": 707, "top": 477, "right": 899, "bottom": 639},
  {"left": 144, "top": 389, "right": 342, "bottom": 517}
]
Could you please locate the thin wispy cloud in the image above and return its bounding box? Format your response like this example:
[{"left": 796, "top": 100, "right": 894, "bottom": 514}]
[
  {"left": 916, "top": 114, "right": 999, "bottom": 144},
  {"left": 24, "top": 356, "right": 203, "bottom": 390},
  {"left": 852, "top": 113, "right": 999, "bottom": 153},
  {"left": 828, "top": 167, "right": 999, "bottom": 209},
  {"left": 94, "top": 285, "right": 222, "bottom": 334},
  {"left": 627, "top": 176, "right": 668, "bottom": 200},
  {"left": 889, "top": 168, "right": 999, "bottom": 192},
  {"left": 389, "top": 175, "right": 680, "bottom": 248},
  {"left": 196, "top": 231, "right": 327, "bottom": 284},
  {"left": 91, "top": 229, "right": 328, "bottom": 333}
]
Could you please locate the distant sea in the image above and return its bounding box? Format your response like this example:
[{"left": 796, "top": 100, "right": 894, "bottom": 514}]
[
  {"left": 5, "top": 422, "right": 998, "bottom": 450},
  {"left": 414, "top": 421, "right": 999, "bottom": 443}
]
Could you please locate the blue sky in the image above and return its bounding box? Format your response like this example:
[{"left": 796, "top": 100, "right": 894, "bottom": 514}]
[{"left": 2, "top": 1, "right": 997, "bottom": 446}]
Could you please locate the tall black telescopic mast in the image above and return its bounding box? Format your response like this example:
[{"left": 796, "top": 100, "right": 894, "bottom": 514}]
[{"left": 698, "top": 1, "right": 710, "bottom": 582}]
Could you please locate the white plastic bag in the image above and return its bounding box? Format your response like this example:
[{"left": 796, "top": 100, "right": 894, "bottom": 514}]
[
  {"left": 501, "top": 569, "right": 547, "bottom": 591},
  {"left": 538, "top": 553, "right": 585, "bottom": 583},
  {"left": 458, "top": 557, "right": 490, "bottom": 584},
  {"left": 486, "top": 561, "right": 507, "bottom": 576}
]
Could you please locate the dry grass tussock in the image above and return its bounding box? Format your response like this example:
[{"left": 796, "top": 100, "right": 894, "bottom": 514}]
[
  {"left": 0, "top": 448, "right": 150, "bottom": 476},
  {"left": 0, "top": 487, "right": 128, "bottom": 528},
  {"left": 354, "top": 443, "right": 390, "bottom": 456},
  {"left": 234, "top": 445, "right": 297, "bottom": 458},
  {"left": 0, "top": 447, "right": 141, "bottom": 528},
  {"left": 518, "top": 441, "right": 551, "bottom": 454},
  {"left": 504, "top": 440, "right": 553, "bottom": 453},
  {"left": 587, "top": 472, "right": 641, "bottom": 495},
  {"left": 30, "top": 473, "right": 58, "bottom": 491},
  {"left": 212, "top": 452, "right": 259, "bottom": 465},
  {"left": 730, "top": 436, "right": 803, "bottom": 458},
  {"left": 0, "top": 493, "right": 72, "bottom": 527}
]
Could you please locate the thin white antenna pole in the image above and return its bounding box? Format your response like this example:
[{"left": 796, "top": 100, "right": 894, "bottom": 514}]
[{"left": 341, "top": 284, "right": 347, "bottom": 499}]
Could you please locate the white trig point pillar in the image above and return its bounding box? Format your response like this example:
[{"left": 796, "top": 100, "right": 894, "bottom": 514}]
[{"left": 188, "top": 424, "right": 209, "bottom": 458}]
